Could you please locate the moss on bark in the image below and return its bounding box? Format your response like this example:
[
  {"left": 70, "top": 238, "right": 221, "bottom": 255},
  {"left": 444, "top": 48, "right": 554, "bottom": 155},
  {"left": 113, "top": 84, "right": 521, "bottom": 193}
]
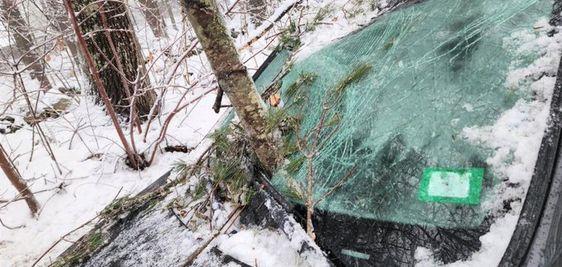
[{"left": 182, "top": 0, "right": 280, "bottom": 172}]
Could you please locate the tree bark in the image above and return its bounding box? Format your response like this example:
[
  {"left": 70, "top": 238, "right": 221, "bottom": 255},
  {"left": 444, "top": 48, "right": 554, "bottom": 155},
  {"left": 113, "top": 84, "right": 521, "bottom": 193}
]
[
  {"left": 164, "top": 0, "right": 179, "bottom": 31},
  {"left": 65, "top": 0, "right": 146, "bottom": 170},
  {"left": 0, "top": 0, "right": 52, "bottom": 90},
  {"left": 247, "top": 0, "right": 268, "bottom": 26},
  {"left": 0, "top": 145, "right": 39, "bottom": 216},
  {"left": 138, "top": 0, "right": 168, "bottom": 38},
  {"left": 71, "top": 0, "right": 156, "bottom": 117},
  {"left": 181, "top": 0, "right": 279, "bottom": 172}
]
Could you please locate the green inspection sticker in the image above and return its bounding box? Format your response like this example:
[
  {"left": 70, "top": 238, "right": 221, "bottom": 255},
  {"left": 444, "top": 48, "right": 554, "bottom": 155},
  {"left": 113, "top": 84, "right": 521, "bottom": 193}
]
[{"left": 418, "top": 168, "right": 484, "bottom": 205}]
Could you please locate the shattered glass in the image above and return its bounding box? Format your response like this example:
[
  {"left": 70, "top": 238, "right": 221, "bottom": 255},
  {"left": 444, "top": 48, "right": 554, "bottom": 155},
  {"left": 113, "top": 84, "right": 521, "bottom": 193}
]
[
  {"left": 271, "top": 0, "right": 552, "bottom": 230},
  {"left": 253, "top": 49, "right": 290, "bottom": 92}
]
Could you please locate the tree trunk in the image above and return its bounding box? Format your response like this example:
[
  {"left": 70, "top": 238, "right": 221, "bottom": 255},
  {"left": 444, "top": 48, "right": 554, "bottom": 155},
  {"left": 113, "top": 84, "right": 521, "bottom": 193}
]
[
  {"left": 138, "top": 0, "right": 168, "bottom": 38},
  {"left": 0, "top": 145, "right": 39, "bottom": 216},
  {"left": 71, "top": 0, "right": 156, "bottom": 117},
  {"left": 0, "top": 0, "right": 52, "bottom": 90},
  {"left": 247, "top": 0, "right": 268, "bottom": 26},
  {"left": 164, "top": 0, "right": 179, "bottom": 31},
  {"left": 181, "top": 0, "right": 279, "bottom": 172}
]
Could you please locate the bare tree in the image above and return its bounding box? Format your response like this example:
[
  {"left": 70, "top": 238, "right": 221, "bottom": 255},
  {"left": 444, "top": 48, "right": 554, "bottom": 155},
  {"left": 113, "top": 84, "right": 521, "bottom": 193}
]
[
  {"left": 69, "top": 0, "right": 156, "bottom": 118},
  {"left": 64, "top": 0, "right": 148, "bottom": 170},
  {"left": 182, "top": 0, "right": 279, "bottom": 172},
  {"left": 0, "top": 144, "right": 39, "bottom": 216},
  {"left": 0, "top": 0, "right": 52, "bottom": 90},
  {"left": 42, "top": 0, "right": 83, "bottom": 71},
  {"left": 138, "top": 0, "right": 168, "bottom": 38}
]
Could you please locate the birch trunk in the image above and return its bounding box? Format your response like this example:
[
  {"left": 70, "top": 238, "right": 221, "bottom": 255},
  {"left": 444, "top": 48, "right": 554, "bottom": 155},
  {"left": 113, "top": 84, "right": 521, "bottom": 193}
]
[{"left": 181, "top": 0, "right": 279, "bottom": 172}]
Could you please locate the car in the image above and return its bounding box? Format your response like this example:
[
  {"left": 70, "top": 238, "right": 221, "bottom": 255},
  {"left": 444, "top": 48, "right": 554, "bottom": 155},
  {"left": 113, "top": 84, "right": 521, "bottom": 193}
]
[
  {"left": 250, "top": 0, "right": 562, "bottom": 265},
  {"left": 54, "top": 0, "right": 562, "bottom": 266}
]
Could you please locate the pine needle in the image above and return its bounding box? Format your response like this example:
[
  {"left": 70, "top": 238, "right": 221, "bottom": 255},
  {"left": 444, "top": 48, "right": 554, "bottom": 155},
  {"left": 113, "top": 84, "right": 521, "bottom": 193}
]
[{"left": 332, "top": 64, "right": 372, "bottom": 96}]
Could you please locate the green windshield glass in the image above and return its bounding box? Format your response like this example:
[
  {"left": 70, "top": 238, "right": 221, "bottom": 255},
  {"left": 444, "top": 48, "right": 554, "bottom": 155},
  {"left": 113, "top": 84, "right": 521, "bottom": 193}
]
[
  {"left": 254, "top": 49, "right": 290, "bottom": 91},
  {"left": 270, "top": 0, "right": 551, "bottom": 228}
]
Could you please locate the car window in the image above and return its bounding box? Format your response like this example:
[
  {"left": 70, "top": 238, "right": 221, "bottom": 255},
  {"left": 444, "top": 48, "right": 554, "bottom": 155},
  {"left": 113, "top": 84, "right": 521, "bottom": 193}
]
[{"left": 272, "top": 0, "right": 551, "bottom": 230}]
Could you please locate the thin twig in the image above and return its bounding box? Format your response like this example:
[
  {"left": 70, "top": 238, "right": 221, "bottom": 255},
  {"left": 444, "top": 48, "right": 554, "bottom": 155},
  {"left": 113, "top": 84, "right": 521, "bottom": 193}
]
[
  {"left": 181, "top": 206, "right": 244, "bottom": 266},
  {"left": 0, "top": 217, "right": 25, "bottom": 230},
  {"left": 30, "top": 187, "right": 123, "bottom": 267},
  {"left": 238, "top": 0, "right": 301, "bottom": 52},
  {"left": 314, "top": 165, "right": 357, "bottom": 206},
  {"left": 147, "top": 84, "right": 216, "bottom": 165}
]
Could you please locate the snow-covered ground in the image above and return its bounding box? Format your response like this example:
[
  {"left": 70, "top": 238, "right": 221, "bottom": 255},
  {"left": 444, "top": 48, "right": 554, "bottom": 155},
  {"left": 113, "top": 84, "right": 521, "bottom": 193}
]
[
  {"left": 1, "top": 0, "right": 561, "bottom": 266},
  {"left": 0, "top": 0, "right": 348, "bottom": 265},
  {"left": 0, "top": 1, "right": 258, "bottom": 265}
]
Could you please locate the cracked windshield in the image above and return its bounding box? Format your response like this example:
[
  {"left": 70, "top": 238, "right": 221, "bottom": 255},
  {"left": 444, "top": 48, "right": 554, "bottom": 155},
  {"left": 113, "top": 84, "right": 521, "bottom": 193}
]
[{"left": 269, "top": 0, "right": 552, "bottom": 229}]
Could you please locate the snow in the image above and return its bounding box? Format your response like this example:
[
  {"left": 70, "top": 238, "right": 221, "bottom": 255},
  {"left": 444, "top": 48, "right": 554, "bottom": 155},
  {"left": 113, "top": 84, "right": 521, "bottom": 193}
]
[
  {"left": 244, "top": 0, "right": 301, "bottom": 45},
  {"left": 217, "top": 228, "right": 318, "bottom": 267},
  {"left": 415, "top": 18, "right": 562, "bottom": 267},
  {"left": 0, "top": 82, "right": 223, "bottom": 266},
  {"left": 0, "top": 17, "right": 228, "bottom": 263},
  {"left": 0, "top": 24, "right": 8, "bottom": 47},
  {"left": 82, "top": 199, "right": 202, "bottom": 267},
  {"left": 1, "top": 5, "right": 222, "bottom": 267},
  {"left": 1, "top": 0, "right": 560, "bottom": 266},
  {"left": 294, "top": 0, "right": 406, "bottom": 61},
  {"left": 0, "top": 1, "right": 318, "bottom": 265}
]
